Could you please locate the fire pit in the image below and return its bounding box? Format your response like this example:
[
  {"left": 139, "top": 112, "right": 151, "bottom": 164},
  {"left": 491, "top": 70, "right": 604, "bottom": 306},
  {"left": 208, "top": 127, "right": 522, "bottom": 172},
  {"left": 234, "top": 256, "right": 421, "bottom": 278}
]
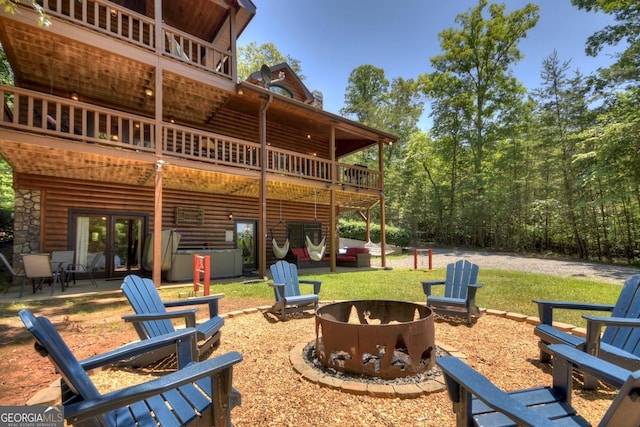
[{"left": 315, "top": 300, "right": 435, "bottom": 379}]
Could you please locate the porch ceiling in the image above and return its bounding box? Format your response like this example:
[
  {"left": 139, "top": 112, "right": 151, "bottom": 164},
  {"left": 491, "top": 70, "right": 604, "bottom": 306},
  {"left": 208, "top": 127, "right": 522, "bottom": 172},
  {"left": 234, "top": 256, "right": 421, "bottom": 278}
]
[
  {"left": 0, "top": 19, "right": 158, "bottom": 115},
  {"left": 0, "top": 140, "right": 380, "bottom": 210}
]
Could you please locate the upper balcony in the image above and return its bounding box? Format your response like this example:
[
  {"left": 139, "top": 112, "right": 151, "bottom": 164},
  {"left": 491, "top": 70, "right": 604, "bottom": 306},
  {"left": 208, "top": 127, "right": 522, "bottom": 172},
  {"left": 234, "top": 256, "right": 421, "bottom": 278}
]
[
  {"left": 0, "top": 0, "right": 253, "bottom": 125},
  {"left": 0, "top": 85, "right": 385, "bottom": 208},
  {"left": 34, "top": 0, "right": 240, "bottom": 80}
]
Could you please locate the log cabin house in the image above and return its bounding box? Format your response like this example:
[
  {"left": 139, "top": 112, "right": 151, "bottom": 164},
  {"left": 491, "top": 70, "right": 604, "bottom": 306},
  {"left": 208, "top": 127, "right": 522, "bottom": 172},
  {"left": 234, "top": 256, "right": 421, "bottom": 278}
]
[{"left": 0, "top": 0, "right": 397, "bottom": 285}]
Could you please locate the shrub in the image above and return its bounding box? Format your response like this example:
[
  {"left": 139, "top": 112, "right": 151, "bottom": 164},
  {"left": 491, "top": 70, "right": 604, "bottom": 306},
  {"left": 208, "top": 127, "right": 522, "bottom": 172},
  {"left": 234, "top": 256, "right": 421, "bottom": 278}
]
[{"left": 338, "top": 218, "right": 410, "bottom": 247}]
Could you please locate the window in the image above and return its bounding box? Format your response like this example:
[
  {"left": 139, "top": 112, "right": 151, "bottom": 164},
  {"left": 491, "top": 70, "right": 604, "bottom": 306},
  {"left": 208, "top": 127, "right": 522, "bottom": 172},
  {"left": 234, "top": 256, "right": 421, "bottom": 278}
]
[
  {"left": 287, "top": 221, "right": 323, "bottom": 248},
  {"left": 269, "top": 84, "right": 293, "bottom": 98}
]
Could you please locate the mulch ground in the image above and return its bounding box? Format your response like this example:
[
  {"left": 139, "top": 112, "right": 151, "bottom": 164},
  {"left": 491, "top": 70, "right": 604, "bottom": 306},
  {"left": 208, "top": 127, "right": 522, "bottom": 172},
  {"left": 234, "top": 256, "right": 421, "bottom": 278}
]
[{"left": 0, "top": 295, "right": 617, "bottom": 426}]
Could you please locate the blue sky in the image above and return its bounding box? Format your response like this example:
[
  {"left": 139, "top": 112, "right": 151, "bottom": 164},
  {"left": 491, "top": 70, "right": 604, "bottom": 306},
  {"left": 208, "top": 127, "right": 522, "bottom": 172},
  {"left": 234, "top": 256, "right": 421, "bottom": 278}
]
[{"left": 238, "top": 1, "right": 619, "bottom": 129}]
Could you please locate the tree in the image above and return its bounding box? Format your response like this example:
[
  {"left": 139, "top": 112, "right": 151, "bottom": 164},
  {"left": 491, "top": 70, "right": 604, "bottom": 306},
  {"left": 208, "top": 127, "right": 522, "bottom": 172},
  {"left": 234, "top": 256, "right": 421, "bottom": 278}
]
[
  {"left": 339, "top": 65, "right": 423, "bottom": 228},
  {"left": 236, "top": 42, "right": 304, "bottom": 82},
  {"left": 572, "top": 0, "right": 640, "bottom": 87},
  {"left": 1, "top": 0, "right": 51, "bottom": 26},
  {"left": 0, "top": 45, "right": 13, "bottom": 241},
  {"left": 530, "top": 51, "right": 595, "bottom": 257},
  {"left": 340, "top": 65, "right": 389, "bottom": 125},
  {"left": 0, "top": 43, "right": 12, "bottom": 86},
  {"left": 419, "top": 0, "right": 539, "bottom": 246}
]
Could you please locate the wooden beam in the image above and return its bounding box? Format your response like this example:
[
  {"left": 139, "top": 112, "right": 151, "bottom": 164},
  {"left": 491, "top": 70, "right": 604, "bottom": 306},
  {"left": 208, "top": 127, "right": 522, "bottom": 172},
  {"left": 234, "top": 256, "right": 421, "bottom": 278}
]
[
  {"left": 152, "top": 0, "right": 163, "bottom": 286},
  {"left": 379, "top": 140, "right": 386, "bottom": 268}
]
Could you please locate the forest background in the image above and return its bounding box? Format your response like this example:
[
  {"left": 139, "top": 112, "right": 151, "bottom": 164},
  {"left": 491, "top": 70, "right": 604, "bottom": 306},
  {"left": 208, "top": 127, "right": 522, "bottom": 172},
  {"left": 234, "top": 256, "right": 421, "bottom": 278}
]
[{"left": 0, "top": 0, "right": 639, "bottom": 265}]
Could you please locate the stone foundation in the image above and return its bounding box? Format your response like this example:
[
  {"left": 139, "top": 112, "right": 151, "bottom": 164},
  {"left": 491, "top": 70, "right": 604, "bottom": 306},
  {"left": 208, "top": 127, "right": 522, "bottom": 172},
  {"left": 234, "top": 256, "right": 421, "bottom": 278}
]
[{"left": 12, "top": 188, "right": 41, "bottom": 265}]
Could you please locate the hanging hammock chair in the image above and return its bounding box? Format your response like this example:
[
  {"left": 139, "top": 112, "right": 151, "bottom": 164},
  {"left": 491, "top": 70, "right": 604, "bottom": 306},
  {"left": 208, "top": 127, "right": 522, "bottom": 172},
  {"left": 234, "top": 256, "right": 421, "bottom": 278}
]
[
  {"left": 304, "top": 191, "right": 327, "bottom": 261},
  {"left": 305, "top": 235, "right": 326, "bottom": 261},
  {"left": 271, "top": 202, "right": 290, "bottom": 259},
  {"left": 272, "top": 237, "right": 290, "bottom": 259}
]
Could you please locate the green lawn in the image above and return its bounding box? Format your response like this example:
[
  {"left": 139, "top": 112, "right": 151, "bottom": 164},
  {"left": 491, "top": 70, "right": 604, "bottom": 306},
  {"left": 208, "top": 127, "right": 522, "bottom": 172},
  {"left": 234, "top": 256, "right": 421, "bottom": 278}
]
[
  {"left": 161, "top": 266, "right": 622, "bottom": 328},
  {"left": 2, "top": 266, "right": 623, "bottom": 328}
]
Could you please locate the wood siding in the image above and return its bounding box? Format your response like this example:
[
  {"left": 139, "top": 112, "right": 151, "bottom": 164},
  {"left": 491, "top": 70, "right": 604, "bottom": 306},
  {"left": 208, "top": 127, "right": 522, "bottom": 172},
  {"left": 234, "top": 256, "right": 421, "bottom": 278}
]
[{"left": 17, "top": 173, "right": 330, "bottom": 266}]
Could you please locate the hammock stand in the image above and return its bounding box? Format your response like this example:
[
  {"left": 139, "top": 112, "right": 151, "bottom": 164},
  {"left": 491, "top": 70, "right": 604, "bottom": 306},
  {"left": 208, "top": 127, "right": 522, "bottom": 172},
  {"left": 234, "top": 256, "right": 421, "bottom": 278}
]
[
  {"left": 142, "top": 229, "right": 181, "bottom": 271},
  {"left": 364, "top": 239, "right": 395, "bottom": 256},
  {"left": 304, "top": 191, "right": 327, "bottom": 261},
  {"left": 271, "top": 201, "right": 290, "bottom": 259}
]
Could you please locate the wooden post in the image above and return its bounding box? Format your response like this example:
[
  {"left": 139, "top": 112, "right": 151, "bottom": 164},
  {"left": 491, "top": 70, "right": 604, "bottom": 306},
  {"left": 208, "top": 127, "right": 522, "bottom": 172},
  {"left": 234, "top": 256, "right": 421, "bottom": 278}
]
[{"left": 153, "top": 160, "right": 163, "bottom": 287}]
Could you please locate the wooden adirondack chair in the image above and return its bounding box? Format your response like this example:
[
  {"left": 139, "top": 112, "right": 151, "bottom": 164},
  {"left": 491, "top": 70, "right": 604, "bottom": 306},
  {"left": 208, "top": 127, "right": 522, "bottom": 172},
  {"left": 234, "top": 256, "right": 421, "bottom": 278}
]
[
  {"left": 422, "top": 259, "right": 482, "bottom": 325},
  {"left": 269, "top": 260, "right": 321, "bottom": 321},
  {"left": 19, "top": 309, "right": 242, "bottom": 427},
  {"left": 533, "top": 274, "right": 640, "bottom": 388},
  {"left": 438, "top": 343, "right": 639, "bottom": 427},
  {"left": 121, "top": 274, "right": 224, "bottom": 367}
]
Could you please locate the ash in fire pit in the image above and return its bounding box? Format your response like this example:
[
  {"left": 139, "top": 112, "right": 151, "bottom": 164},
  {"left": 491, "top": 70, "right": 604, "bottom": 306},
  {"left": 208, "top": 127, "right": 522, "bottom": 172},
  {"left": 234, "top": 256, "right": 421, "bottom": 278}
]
[{"left": 315, "top": 300, "right": 435, "bottom": 379}]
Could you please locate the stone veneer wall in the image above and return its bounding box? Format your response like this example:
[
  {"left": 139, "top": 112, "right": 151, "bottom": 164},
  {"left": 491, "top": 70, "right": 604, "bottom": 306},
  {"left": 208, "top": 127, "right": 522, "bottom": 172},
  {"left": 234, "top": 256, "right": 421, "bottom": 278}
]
[{"left": 12, "top": 188, "right": 41, "bottom": 263}]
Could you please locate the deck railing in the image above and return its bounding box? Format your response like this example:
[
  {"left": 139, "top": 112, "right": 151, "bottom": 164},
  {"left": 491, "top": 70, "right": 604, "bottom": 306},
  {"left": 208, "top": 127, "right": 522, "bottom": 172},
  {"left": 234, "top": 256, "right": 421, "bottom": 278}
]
[
  {"left": 37, "top": 0, "right": 233, "bottom": 79},
  {"left": 1, "top": 85, "right": 156, "bottom": 151},
  {"left": 41, "top": 0, "right": 155, "bottom": 50},
  {"left": 267, "top": 147, "right": 332, "bottom": 182},
  {"left": 337, "top": 163, "right": 381, "bottom": 190},
  {"left": 162, "top": 124, "right": 260, "bottom": 171},
  {"left": 163, "top": 26, "right": 232, "bottom": 78},
  {"left": 1, "top": 85, "right": 381, "bottom": 190}
]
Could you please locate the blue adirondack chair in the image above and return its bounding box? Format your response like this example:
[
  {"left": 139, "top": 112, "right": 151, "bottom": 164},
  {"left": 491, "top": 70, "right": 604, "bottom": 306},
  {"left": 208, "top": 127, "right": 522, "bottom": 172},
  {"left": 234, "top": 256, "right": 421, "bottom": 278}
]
[
  {"left": 438, "top": 343, "right": 639, "bottom": 427},
  {"left": 19, "top": 309, "right": 242, "bottom": 427},
  {"left": 422, "top": 259, "right": 482, "bottom": 325},
  {"left": 533, "top": 274, "right": 640, "bottom": 388},
  {"left": 121, "top": 274, "right": 224, "bottom": 367},
  {"left": 269, "top": 260, "right": 321, "bottom": 321}
]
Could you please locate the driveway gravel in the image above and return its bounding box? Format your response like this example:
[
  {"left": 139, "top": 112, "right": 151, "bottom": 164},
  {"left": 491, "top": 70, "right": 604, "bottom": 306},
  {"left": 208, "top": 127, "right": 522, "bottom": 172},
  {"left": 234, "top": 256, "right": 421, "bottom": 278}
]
[{"left": 377, "top": 248, "right": 640, "bottom": 284}]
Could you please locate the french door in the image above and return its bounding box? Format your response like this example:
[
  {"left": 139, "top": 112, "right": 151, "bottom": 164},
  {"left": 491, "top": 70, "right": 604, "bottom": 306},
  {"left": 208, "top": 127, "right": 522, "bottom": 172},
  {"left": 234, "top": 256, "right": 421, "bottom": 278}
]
[{"left": 71, "top": 211, "right": 146, "bottom": 278}]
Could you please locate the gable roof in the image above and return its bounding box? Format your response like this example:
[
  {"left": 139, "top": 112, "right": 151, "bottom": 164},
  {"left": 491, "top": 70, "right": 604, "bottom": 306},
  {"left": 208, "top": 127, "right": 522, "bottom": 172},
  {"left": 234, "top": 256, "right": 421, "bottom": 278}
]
[{"left": 246, "top": 62, "right": 315, "bottom": 105}]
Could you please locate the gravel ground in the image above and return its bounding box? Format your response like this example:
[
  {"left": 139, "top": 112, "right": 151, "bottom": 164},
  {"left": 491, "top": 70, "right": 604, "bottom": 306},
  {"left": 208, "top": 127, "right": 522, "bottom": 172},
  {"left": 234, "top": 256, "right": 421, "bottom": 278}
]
[{"left": 375, "top": 248, "right": 640, "bottom": 284}]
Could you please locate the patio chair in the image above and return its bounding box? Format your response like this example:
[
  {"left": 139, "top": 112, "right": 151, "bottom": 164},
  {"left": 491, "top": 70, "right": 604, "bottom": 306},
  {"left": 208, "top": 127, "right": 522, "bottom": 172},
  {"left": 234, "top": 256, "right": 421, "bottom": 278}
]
[
  {"left": 0, "top": 253, "right": 26, "bottom": 297},
  {"left": 438, "top": 343, "right": 639, "bottom": 426},
  {"left": 421, "top": 259, "right": 483, "bottom": 325},
  {"left": 19, "top": 309, "right": 242, "bottom": 427},
  {"left": 120, "top": 274, "right": 225, "bottom": 367},
  {"left": 22, "top": 253, "right": 65, "bottom": 295},
  {"left": 533, "top": 274, "right": 640, "bottom": 389},
  {"left": 51, "top": 250, "right": 75, "bottom": 286},
  {"left": 63, "top": 250, "right": 100, "bottom": 288},
  {"left": 268, "top": 259, "right": 321, "bottom": 321}
]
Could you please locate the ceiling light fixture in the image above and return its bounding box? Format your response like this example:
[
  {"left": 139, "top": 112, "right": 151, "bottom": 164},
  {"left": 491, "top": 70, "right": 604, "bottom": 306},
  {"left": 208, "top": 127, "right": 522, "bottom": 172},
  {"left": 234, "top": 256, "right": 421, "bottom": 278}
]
[{"left": 144, "top": 88, "right": 153, "bottom": 97}]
